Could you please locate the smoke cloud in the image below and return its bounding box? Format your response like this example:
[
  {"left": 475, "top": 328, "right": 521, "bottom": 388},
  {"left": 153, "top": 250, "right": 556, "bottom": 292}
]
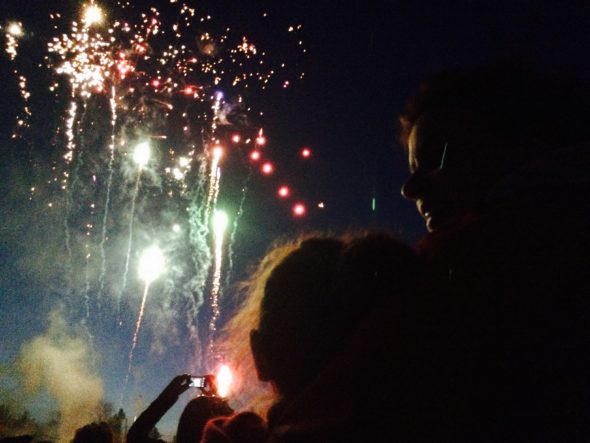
[{"left": 18, "top": 308, "right": 104, "bottom": 443}]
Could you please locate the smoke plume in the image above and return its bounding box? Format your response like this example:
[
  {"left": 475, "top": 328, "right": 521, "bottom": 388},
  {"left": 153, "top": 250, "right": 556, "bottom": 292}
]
[{"left": 18, "top": 308, "right": 104, "bottom": 443}]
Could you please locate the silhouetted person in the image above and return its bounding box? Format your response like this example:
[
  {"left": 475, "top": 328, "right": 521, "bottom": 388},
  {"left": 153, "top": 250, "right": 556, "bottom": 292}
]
[
  {"left": 257, "top": 63, "right": 590, "bottom": 442},
  {"left": 396, "top": 62, "right": 590, "bottom": 440},
  {"left": 127, "top": 374, "right": 232, "bottom": 443},
  {"left": 176, "top": 396, "right": 233, "bottom": 443},
  {"left": 201, "top": 230, "right": 419, "bottom": 442},
  {"left": 399, "top": 63, "right": 590, "bottom": 234},
  {"left": 72, "top": 422, "right": 114, "bottom": 443}
]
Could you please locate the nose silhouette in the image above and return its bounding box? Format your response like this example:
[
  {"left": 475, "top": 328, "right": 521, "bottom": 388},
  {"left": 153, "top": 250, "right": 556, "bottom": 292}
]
[{"left": 401, "top": 173, "right": 422, "bottom": 200}]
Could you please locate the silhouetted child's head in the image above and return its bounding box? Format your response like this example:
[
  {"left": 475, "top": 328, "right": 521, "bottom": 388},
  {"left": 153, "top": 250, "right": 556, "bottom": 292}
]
[
  {"left": 250, "top": 237, "right": 344, "bottom": 396},
  {"left": 222, "top": 230, "right": 419, "bottom": 409},
  {"left": 72, "top": 422, "right": 114, "bottom": 443},
  {"left": 176, "top": 396, "right": 233, "bottom": 443}
]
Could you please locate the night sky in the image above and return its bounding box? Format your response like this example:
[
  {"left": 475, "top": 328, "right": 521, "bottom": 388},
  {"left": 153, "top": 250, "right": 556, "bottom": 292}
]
[{"left": 1, "top": 0, "right": 589, "bottom": 440}]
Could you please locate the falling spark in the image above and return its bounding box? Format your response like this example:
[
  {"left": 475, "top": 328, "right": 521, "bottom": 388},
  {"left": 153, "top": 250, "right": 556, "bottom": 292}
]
[
  {"left": 5, "top": 22, "right": 23, "bottom": 60},
  {"left": 64, "top": 101, "right": 78, "bottom": 165}
]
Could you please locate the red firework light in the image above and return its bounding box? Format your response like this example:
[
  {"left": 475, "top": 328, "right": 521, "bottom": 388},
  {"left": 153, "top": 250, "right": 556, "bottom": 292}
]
[
  {"left": 278, "top": 186, "right": 290, "bottom": 198},
  {"left": 261, "top": 162, "right": 274, "bottom": 175},
  {"left": 292, "top": 203, "right": 306, "bottom": 217}
]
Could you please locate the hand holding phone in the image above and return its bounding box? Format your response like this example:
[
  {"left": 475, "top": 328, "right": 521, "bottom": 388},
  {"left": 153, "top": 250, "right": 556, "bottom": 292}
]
[
  {"left": 189, "top": 376, "right": 207, "bottom": 388},
  {"left": 189, "top": 374, "right": 217, "bottom": 396}
]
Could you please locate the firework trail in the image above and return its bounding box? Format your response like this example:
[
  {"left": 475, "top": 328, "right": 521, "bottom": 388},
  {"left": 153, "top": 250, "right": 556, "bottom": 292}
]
[
  {"left": 124, "top": 282, "right": 150, "bottom": 390},
  {"left": 13, "top": 74, "right": 31, "bottom": 139},
  {"left": 4, "top": 23, "right": 21, "bottom": 60},
  {"left": 84, "top": 245, "right": 92, "bottom": 319},
  {"left": 66, "top": 101, "right": 95, "bottom": 313},
  {"left": 62, "top": 100, "right": 78, "bottom": 266},
  {"left": 124, "top": 245, "right": 165, "bottom": 395},
  {"left": 208, "top": 210, "right": 229, "bottom": 368},
  {"left": 97, "top": 86, "right": 118, "bottom": 304},
  {"left": 120, "top": 170, "right": 143, "bottom": 298},
  {"left": 206, "top": 141, "right": 224, "bottom": 214},
  {"left": 208, "top": 168, "right": 223, "bottom": 367},
  {"left": 186, "top": 153, "right": 214, "bottom": 370},
  {"left": 4, "top": 23, "right": 32, "bottom": 138}
]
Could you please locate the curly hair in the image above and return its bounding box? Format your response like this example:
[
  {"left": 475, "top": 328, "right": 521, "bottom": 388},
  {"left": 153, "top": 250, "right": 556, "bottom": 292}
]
[{"left": 217, "top": 230, "right": 419, "bottom": 416}]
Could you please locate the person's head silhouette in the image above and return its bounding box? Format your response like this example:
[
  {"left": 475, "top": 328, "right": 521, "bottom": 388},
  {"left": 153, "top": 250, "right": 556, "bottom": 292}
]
[
  {"left": 399, "top": 63, "right": 590, "bottom": 231},
  {"left": 221, "top": 230, "right": 419, "bottom": 416}
]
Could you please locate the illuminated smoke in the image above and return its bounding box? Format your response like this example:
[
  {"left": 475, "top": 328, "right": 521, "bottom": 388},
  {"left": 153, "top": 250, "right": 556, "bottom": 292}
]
[{"left": 19, "top": 309, "right": 103, "bottom": 443}]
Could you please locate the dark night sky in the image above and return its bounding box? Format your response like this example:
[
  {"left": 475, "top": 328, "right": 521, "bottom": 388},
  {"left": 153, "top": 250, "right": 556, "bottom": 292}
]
[{"left": 1, "top": 0, "right": 589, "bottom": 439}]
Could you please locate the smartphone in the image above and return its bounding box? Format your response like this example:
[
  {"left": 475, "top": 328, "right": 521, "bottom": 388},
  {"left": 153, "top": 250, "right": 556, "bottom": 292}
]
[{"left": 189, "top": 376, "right": 208, "bottom": 388}]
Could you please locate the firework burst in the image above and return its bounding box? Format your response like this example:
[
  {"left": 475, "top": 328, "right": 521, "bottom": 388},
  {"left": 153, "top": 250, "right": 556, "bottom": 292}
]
[{"left": 4, "top": 0, "right": 313, "bottom": 406}]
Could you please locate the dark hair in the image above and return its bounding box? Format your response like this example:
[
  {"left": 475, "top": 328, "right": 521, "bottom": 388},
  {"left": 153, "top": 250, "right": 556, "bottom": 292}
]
[
  {"left": 176, "top": 396, "right": 233, "bottom": 443},
  {"left": 72, "top": 422, "right": 114, "bottom": 443},
  {"left": 261, "top": 230, "right": 419, "bottom": 395},
  {"left": 399, "top": 63, "right": 590, "bottom": 153}
]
